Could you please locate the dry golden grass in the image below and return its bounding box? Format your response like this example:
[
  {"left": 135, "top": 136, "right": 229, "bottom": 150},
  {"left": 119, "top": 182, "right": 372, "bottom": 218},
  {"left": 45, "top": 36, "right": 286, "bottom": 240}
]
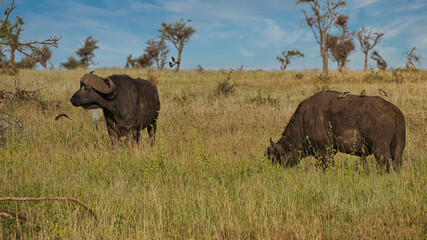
[{"left": 0, "top": 68, "right": 426, "bottom": 239}]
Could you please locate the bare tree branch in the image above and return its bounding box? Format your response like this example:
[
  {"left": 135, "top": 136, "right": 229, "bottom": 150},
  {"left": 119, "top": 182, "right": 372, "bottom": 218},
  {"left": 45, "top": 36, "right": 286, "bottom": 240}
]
[
  {"left": 403, "top": 47, "right": 421, "bottom": 69},
  {"left": 0, "top": 208, "right": 27, "bottom": 222},
  {"left": 0, "top": 197, "right": 98, "bottom": 220},
  {"left": 356, "top": 27, "right": 384, "bottom": 71}
]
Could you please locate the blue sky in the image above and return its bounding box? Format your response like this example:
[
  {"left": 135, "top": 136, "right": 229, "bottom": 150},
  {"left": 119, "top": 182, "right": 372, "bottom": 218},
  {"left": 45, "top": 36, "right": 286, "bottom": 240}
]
[{"left": 9, "top": 0, "right": 427, "bottom": 70}]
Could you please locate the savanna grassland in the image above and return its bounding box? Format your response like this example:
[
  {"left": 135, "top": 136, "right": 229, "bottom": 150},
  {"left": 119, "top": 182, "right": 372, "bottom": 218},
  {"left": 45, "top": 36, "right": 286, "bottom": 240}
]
[{"left": 0, "top": 68, "right": 426, "bottom": 239}]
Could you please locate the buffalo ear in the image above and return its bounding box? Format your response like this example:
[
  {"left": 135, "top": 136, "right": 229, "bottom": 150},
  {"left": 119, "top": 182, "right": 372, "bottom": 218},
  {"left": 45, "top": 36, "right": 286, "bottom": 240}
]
[
  {"left": 103, "top": 77, "right": 117, "bottom": 96},
  {"left": 270, "top": 137, "right": 285, "bottom": 156}
]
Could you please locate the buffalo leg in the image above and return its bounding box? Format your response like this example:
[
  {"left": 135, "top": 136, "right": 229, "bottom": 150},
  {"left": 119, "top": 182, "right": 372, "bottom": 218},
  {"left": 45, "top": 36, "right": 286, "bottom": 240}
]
[
  {"left": 106, "top": 124, "right": 120, "bottom": 145},
  {"left": 147, "top": 119, "right": 157, "bottom": 146},
  {"left": 373, "top": 147, "right": 392, "bottom": 172},
  {"left": 358, "top": 155, "right": 370, "bottom": 173},
  {"left": 391, "top": 145, "right": 404, "bottom": 171},
  {"left": 131, "top": 130, "right": 141, "bottom": 144}
]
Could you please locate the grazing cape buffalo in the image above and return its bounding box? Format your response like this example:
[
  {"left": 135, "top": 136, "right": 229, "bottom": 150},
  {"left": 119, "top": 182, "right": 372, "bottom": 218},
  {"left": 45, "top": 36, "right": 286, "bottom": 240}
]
[
  {"left": 70, "top": 73, "right": 160, "bottom": 145},
  {"left": 267, "top": 90, "right": 405, "bottom": 171}
]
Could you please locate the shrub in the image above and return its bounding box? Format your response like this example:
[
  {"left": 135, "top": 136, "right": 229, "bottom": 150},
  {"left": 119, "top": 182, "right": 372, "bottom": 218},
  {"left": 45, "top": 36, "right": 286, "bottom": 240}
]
[
  {"left": 295, "top": 73, "right": 304, "bottom": 80},
  {"left": 196, "top": 64, "right": 204, "bottom": 72},
  {"left": 214, "top": 71, "right": 237, "bottom": 97},
  {"left": 363, "top": 70, "right": 384, "bottom": 83},
  {"left": 247, "top": 90, "right": 279, "bottom": 107}
]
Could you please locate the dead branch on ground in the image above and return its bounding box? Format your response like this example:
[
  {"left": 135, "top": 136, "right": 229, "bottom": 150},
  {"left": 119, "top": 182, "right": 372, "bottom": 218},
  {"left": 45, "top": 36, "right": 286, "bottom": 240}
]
[{"left": 0, "top": 197, "right": 98, "bottom": 220}]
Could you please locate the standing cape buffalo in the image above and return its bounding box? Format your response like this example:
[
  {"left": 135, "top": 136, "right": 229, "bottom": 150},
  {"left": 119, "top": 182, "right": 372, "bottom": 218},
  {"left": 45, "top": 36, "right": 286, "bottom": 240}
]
[
  {"left": 267, "top": 90, "right": 405, "bottom": 171},
  {"left": 70, "top": 73, "right": 160, "bottom": 145}
]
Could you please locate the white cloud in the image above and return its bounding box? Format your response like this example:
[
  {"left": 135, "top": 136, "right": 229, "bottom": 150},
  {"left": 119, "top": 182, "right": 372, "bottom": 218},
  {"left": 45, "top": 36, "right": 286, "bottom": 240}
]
[
  {"left": 241, "top": 49, "right": 255, "bottom": 58},
  {"left": 348, "top": 0, "right": 381, "bottom": 9},
  {"left": 411, "top": 34, "right": 427, "bottom": 51},
  {"left": 126, "top": 0, "right": 159, "bottom": 11},
  {"left": 381, "top": 16, "right": 424, "bottom": 39}
]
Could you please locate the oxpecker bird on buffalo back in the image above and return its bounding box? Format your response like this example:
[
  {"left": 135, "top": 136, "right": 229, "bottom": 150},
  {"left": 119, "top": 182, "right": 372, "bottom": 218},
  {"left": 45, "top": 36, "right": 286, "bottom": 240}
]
[
  {"left": 266, "top": 90, "right": 406, "bottom": 171},
  {"left": 338, "top": 91, "right": 349, "bottom": 99},
  {"left": 378, "top": 88, "right": 389, "bottom": 97},
  {"left": 70, "top": 72, "right": 160, "bottom": 145}
]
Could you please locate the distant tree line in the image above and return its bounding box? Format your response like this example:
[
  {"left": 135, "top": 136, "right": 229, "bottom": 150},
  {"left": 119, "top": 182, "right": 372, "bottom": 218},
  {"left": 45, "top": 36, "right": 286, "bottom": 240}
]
[
  {"left": 126, "top": 18, "right": 195, "bottom": 72},
  {"left": 125, "top": 37, "right": 169, "bottom": 69},
  {"left": 277, "top": 0, "right": 422, "bottom": 72},
  {"left": 0, "top": 0, "right": 421, "bottom": 73}
]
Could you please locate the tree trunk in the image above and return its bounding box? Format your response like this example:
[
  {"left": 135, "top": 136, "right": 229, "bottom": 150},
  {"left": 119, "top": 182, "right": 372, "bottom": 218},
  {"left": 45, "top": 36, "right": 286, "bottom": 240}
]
[
  {"left": 41, "top": 61, "right": 47, "bottom": 70},
  {"left": 337, "top": 63, "right": 342, "bottom": 72},
  {"left": 343, "top": 59, "right": 348, "bottom": 72},
  {"left": 321, "top": 48, "right": 328, "bottom": 72},
  {"left": 281, "top": 63, "right": 288, "bottom": 72},
  {"left": 177, "top": 46, "right": 183, "bottom": 72},
  {"left": 8, "top": 48, "right": 16, "bottom": 70},
  {"left": 364, "top": 52, "right": 368, "bottom": 71}
]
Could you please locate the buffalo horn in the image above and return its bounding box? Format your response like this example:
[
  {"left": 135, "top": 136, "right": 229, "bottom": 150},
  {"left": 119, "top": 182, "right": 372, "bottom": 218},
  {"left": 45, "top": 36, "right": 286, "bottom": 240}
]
[
  {"left": 270, "top": 137, "right": 285, "bottom": 156},
  {"left": 81, "top": 73, "right": 116, "bottom": 94}
]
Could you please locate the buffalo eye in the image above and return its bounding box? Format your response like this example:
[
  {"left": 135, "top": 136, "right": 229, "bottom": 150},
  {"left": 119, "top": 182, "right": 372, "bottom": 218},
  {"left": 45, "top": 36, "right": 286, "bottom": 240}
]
[{"left": 83, "top": 85, "right": 92, "bottom": 91}]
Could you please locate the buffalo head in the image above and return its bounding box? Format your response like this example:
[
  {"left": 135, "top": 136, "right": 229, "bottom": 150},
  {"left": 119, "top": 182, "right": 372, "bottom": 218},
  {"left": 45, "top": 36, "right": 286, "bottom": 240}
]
[
  {"left": 266, "top": 137, "right": 285, "bottom": 165},
  {"left": 266, "top": 137, "right": 302, "bottom": 167},
  {"left": 70, "top": 72, "right": 116, "bottom": 109}
]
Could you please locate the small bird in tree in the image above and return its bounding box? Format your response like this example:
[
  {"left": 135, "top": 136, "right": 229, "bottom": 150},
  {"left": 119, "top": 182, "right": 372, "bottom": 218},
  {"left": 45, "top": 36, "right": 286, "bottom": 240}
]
[
  {"left": 5, "top": 8, "right": 11, "bottom": 15},
  {"left": 169, "top": 56, "right": 179, "bottom": 68},
  {"left": 338, "top": 92, "right": 350, "bottom": 99},
  {"left": 55, "top": 113, "right": 72, "bottom": 121},
  {"left": 360, "top": 90, "right": 366, "bottom": 97},
  {"left": 378, "top": 89, "right": 389, "bottom": 97}
]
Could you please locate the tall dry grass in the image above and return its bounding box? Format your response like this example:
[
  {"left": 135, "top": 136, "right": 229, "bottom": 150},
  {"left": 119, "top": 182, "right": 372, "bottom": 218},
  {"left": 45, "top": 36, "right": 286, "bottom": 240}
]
[{"left": 0, "top": 68, "right": 426, "bottom": 239}]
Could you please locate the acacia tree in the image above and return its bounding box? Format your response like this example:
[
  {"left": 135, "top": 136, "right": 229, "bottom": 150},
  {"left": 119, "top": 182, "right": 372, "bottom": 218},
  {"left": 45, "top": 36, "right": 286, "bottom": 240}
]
[
  {"left": 276, "top": 49, "right": 304, "bottom": 71},
  {"left": 296, "top": 0, "right": 346, "bottom": 72},
  {"left": 124, "top": 53, "right": 153, "bottom": 69},
  {"left": 145, "top": 37, "right": 169, "bottom": 70},
  {"left": 158, "top": 19, "right": 196, "bottom": 72},
  {"left": 356, "top": 27, "right": 384, "bottom": 71},
  {"left": 403, "top": 47, "right": 421, "bottom": 69},
  {"left": 76, "top": 36, "right": 98, "bottom": 69},
  {"left": 61, "top": 56, "right": 80, "bottom": 69},
  {"left": 0, "top": 0, "right": 60, "bottom": 73},
  {"left": 136, "top": 53, "right": 153, "bottom": 68},
  {"left": 125, "top": 38, "right": 167, "bottom": 69},
  {"left": 61, "top": 36, "right": 98, "bottom": 69},
  {"left": 371, "top": 50, "right": 387, "bottom": 70},
  {"left": 125, "top": 54, "right": 137, "bottom": 68},
  {"left": 34, "top": 45, "right": 52, "bottom": 70},
  {"left": 326, "top": 14, "right": 354, "bottom": 72}
]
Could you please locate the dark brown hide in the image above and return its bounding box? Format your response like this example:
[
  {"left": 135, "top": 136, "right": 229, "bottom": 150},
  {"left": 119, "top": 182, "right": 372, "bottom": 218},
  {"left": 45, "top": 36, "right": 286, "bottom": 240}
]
[
  {"left": 267, "top": 90, "right": 405, "bottom": 171},
  {"left": 70, "top": 74, "right": 160, "bottom": 145}
]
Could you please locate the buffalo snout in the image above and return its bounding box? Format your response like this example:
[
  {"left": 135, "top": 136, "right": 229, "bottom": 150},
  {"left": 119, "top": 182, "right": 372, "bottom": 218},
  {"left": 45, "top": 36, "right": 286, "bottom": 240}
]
[{"left": 70, "top": 93, "right": 79, "bottom": 106}]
